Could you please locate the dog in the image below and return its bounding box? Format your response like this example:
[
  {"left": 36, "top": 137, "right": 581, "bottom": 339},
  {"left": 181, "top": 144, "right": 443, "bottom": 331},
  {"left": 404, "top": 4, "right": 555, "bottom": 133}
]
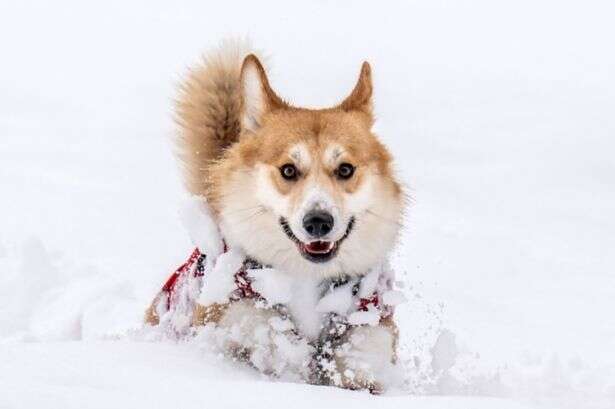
[{"left": 146, "top": 40, "right": 405, "bottom": 392}]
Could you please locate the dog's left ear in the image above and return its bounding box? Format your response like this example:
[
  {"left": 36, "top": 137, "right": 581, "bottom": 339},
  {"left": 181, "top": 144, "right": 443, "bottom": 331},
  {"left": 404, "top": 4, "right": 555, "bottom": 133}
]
[
  {"left": 338, "top": 62, "right": 373, "bottom": 125},
  {"left": 240, "top": 54, "right": 288, "bottom": 134}
]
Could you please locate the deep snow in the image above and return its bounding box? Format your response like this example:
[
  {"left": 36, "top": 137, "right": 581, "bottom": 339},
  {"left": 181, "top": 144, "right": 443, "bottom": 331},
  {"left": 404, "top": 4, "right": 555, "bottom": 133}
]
[
  {"left": 1, "top": 0, "right": 614, "bottom": 408},
  {"left": 1, "top": 341, "right": 538, "bottom": 409}
]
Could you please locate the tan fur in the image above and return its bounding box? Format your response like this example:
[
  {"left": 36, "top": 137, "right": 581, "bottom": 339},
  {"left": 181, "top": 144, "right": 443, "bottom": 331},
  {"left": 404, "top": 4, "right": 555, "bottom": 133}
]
[
  {"left": 175, "top": 43, "right": 400, "bottom": 211},
  {"left": 201, "top": 52, "right": 403, "bottom": 280},
  {"left": 144, "top": 298, "right": 160, "bottom": 326},
  {"left": 175, "top": 41, "right": 251, "bottom": 197},
  {"left": 208, "top": 110, "right": 400, "bottom": 213},
  {"left": 192, "top": 302, "right": 229, "bottom": 326},
  {"left": 155, "top": 42, "right": 405, "bottom": 391},
  {"left": 217, "top": 55, "right": 395, "bottom": 198}
]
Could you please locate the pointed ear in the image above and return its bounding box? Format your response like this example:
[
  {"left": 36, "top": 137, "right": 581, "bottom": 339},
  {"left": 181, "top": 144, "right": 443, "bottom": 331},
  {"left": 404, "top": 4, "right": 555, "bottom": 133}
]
[
  {"left": 338, "top": 62, "right": 373, "bottom": 123},
  {"left": 240, "top": 54, "right": 287, "bottom": 133}
]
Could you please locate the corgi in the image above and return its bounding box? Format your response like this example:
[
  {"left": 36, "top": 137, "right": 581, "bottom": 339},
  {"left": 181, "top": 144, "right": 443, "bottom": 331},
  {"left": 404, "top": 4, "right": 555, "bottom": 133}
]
[{"left": 147, "top": 40, "right": 405, "bottom": 392}]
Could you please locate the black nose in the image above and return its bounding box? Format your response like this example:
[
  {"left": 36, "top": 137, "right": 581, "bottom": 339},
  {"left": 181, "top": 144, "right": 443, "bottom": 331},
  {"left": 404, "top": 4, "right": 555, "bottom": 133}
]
[{"left": 302, "top": 211, "right": 334, "bottom": 238}]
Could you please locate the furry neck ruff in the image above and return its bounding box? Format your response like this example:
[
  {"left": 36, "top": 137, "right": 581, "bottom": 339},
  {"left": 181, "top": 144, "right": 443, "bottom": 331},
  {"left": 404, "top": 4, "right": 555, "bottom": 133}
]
[{"left": 146, "top": 197, "right": 403, "bottom": 339}]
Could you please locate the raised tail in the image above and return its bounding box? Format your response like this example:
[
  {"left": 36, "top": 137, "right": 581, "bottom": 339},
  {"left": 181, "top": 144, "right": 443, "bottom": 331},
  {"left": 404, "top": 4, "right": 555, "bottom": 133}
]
[{"left": 175, "top": 39, "right": 253, "bottom": 197}]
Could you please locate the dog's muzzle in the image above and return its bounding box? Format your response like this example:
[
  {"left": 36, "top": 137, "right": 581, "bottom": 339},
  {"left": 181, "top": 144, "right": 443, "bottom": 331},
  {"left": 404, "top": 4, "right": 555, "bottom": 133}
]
[{"left": 280, "top": 216, "right": 355, "bottom": 263}]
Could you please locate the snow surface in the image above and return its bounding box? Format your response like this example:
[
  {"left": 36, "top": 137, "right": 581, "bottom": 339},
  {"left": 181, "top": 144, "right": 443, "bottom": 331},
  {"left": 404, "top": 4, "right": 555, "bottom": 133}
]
[
  {"left": 1, "top": 0, "right": 615, "bottom": 408},
  {"left": 0, "top": 341, "right": 534, "bottom": 409}
]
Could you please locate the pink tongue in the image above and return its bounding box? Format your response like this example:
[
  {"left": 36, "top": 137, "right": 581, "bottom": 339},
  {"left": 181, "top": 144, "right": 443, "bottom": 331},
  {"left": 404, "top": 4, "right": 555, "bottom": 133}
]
[{"left": 305, "top": 241, "right": 332, "bottom": 253}]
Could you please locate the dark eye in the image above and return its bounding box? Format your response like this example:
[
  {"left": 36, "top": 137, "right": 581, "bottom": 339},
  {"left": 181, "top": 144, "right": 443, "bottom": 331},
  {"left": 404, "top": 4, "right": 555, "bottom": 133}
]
[
  {"left": 280, "top": 164, "right": 299, "bottom": 180},
  {"left": 336, "top": 163, "right": 355, "bottom": 180}
]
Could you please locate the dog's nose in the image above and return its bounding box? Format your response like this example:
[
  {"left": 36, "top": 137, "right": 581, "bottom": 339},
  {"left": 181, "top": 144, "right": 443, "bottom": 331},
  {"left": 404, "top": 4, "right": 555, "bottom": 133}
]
[{"left": 302, "top": 211, "right": 334, "bottom": 238}]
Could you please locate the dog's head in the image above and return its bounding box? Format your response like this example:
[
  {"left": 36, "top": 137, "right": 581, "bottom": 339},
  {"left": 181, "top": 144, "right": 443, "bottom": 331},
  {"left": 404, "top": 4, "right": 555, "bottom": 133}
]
[{"left": 210, "top": 55, "right": 404, "bottom": 277}]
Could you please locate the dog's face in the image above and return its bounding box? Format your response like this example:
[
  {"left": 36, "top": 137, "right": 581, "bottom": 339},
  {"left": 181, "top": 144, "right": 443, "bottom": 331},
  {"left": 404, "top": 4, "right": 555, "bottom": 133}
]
[{"left": 210, "top": 56, "right": 404, "bottom": 277}]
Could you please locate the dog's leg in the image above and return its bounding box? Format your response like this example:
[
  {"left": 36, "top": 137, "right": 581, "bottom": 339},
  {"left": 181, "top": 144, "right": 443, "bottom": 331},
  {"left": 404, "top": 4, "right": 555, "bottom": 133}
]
[
  {"left": 209, "top": 299, "right": 313, "bottom": 379},
  {"left": 313, "top": 315, "right": 399, "bottom": 393}
]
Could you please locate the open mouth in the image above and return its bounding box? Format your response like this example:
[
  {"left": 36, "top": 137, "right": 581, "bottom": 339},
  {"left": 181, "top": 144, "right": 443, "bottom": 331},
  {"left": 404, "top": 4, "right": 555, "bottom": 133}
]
[{"left": 280, "top": 217, "right": 355, "bottom": 263}]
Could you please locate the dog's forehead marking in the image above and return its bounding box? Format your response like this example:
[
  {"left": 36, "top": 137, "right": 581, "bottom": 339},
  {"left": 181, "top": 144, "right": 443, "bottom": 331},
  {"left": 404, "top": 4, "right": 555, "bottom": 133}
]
[
  {"left": 323, "top": 144, "right": 345, "bottom": 167},
  {"left": 289, "top": 143, "right": 311, "bottom": 168}
]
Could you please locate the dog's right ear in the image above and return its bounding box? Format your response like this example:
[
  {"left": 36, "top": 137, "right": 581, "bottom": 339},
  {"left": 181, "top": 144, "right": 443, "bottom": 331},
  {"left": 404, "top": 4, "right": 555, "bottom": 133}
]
[{"left": 240, "top": 54, "right": 287, "bottom": 134}]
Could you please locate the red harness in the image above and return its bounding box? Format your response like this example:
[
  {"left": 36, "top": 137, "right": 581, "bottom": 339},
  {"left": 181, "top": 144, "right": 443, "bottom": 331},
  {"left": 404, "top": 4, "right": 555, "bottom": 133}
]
[
  {"left": 161, "top": 247, "right": 380, "bottom": 314},
  {"left": 161, "top": 248, "right": 201, "bottom": 295}
]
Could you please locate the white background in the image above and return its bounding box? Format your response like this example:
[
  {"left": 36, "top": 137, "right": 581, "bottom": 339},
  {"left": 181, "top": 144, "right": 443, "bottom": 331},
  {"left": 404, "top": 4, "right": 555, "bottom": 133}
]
[{"left": 1, "top": 1, "right": 613, "bottom": 408}]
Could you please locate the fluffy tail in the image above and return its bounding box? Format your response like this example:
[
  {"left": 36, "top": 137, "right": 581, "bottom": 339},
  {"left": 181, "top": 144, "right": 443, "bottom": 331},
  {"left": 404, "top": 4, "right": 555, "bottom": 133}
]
[{"left": 175, "top": 39, "right": 253, "bottom": 197}]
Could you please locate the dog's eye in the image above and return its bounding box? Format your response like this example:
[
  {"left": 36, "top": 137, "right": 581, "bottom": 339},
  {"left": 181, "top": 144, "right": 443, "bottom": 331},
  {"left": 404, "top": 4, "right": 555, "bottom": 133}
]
[
  {"left": 335, "top": 163, "right": 355, "bottom": 180},
  {"left": 280, "top": 164, "right": 299, "bottom": 180}
]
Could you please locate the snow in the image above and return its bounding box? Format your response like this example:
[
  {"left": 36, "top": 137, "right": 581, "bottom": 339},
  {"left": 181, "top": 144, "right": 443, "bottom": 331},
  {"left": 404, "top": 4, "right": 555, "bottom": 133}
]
[
  {"left": 0, "top": 239, "right": 141, "bottom": 342},
  {"left": 1, "top": 0, "right": 615, "bottom": 408},
  {"left": 248, "top": 268, "right": 294, "bottom": 305},
  {"left": 316, "top": 282, "right": 354, "bottom": 315},
  {"left": 198, "top": 249, "right": 245, "bottom": 305},
  {"left": 430, "top": 329, "right": 459, "bottom": 373},
  {"left": 282, "top": 274, "right": 324, "bottom": 340},
  {"left": 357, "top": 268, "right": 380, "bottom": 298},
  {"left": 382, "top": 290, "right": 406, "bottom": 307},
  {"left": 179, "top": 196, "right": 224, "bottom": 258},
  {"left": 0, "top": 342, "right": 535, "bottom": 409},
  {"left": 347, "top": 308, "right": 381, "bottom": 327}
]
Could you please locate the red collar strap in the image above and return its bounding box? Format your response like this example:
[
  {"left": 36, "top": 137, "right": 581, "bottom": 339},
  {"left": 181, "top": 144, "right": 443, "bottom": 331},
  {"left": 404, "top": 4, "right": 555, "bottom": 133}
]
[{"left": 160, "top": 247, "right": 381, "bottom": 317}]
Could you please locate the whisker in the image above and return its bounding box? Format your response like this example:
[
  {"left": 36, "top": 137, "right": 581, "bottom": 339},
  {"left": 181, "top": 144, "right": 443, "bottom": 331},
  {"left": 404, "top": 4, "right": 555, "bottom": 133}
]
[
  {"left": 222, "top": 205, "right": 266, "bottom": 216},
  {"left": 236, "top": 208, "right": 267, "bottom": 224},
  {"left": 365, "top": 209, "right": 403, "bottom": 227}
]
